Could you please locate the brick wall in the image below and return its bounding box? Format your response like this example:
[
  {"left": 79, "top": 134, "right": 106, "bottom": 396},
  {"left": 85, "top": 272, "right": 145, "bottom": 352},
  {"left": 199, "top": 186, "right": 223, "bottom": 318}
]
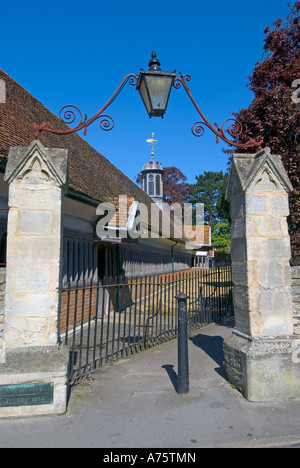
[{"left": 59, "top": 268, "right": 205, "bottom": 335}]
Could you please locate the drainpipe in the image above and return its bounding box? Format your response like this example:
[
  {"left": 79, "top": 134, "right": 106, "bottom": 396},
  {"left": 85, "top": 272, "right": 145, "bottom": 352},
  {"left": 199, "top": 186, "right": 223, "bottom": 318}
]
[{"left": 171, "top": 241, "right": 178, "bottom": 276}]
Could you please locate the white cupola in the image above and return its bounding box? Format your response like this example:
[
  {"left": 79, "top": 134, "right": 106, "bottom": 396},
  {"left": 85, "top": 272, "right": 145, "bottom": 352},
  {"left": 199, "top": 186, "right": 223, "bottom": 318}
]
[{"left": 141, "top": 133, "right": 164, "bottom": 208}]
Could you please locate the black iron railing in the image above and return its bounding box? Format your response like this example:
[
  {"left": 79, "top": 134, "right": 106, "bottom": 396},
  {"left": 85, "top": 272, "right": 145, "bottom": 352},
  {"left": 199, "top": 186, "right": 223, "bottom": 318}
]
[{"left": 59, "top": 267, "right": 233, "bottom": 384}]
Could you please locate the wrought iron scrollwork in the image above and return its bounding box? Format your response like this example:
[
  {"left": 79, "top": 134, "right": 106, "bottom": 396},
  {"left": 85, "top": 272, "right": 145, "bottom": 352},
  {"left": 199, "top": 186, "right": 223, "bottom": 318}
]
[
  {"left": 174, "top": 73, "right": 264, "bottom": 150},
  {"left": 173, "top": 74, "right": 191, "bottom": 90},
  {"left": 33, "top": 67, "right": 263, "bottom": 150},
  {"left": 59, "top": 105, "right": 84, "bottom": 126},
  {"left": 191, "top": 121, "right": 206, "bottom": 138},
  {"left": 222, "top": 118, "right": 243, "bottom": 139},
  {"left": 99, "top": 115, "right": 114, "bottom": 132},
  {"left": 33, "top": 74, "right": 139, "bottom": 139}
]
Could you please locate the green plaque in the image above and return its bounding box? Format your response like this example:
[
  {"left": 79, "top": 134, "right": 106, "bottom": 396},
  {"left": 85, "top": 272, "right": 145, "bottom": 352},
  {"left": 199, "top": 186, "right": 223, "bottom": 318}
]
[{"left": 0, "top": 382, "right": 54, "bottom": 407}]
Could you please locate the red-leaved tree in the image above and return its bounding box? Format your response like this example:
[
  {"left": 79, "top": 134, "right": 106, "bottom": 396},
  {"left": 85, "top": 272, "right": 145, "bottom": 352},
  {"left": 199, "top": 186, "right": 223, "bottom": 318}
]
[
  {"left": 227, "top": 2, "right": 300, "bottom": 259},
  {"left": 161, "top": 166, "right": 191, "bottom": 206}
]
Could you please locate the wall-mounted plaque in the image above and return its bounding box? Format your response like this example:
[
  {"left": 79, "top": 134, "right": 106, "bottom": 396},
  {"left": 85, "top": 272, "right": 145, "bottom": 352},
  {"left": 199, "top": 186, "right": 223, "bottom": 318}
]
[{"left": 0, "top": 382, "right": 54, "bottom": 407}]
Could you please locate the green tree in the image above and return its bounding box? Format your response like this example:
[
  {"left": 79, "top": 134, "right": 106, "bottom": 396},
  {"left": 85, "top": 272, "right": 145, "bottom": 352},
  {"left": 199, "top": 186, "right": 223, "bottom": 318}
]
[
  {"left": 189, "top": 171, "right": 230, "bottom": 226},
  {"left": 211, "top": 221, "right": 231, "bottom": 254}
]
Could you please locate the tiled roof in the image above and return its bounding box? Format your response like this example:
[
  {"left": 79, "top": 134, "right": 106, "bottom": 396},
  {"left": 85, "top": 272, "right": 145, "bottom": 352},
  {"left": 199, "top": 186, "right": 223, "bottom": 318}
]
[{"left": 0, "top": 69, "right": 153, "bottom": 207}]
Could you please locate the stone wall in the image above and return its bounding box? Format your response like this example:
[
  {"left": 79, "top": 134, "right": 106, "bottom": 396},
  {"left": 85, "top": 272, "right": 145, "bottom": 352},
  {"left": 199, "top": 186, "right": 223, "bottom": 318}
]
[
  {"left": 0, "top": 140, "right": 69, "bottom": 418},
  {"left": 245, "top": 188, "right": 293, "bottom": 336},
  {"left": 228, "top": 151, "right": 293, "bottom": 337},
  {"left": 224, "top": 149, "right": 300, "bottom": 401},
  {"left": 3, "top": 140, "right": 68, "bottom": 350}
]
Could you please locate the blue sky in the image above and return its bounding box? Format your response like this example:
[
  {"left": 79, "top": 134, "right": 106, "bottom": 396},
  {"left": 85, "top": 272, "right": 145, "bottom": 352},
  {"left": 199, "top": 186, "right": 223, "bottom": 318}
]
[{"left": 0, "top": 0, "right": 292, "bottom": 185}]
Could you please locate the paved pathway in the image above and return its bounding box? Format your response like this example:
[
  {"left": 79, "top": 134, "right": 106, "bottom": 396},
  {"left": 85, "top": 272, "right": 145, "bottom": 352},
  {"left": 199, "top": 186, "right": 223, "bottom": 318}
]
[{"left": 1, "top": 321, "right": 300, "bottom": 448}]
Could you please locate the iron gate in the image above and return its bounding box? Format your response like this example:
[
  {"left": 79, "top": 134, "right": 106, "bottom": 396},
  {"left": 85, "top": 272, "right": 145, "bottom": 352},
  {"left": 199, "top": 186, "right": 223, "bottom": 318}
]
[{"left": 58, "top": 267, "right": 233, "bottom": 384}]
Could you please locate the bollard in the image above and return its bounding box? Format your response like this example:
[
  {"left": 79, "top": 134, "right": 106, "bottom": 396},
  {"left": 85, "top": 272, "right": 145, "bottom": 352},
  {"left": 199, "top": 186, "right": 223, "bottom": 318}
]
[{"left": 175, "top": 292, "right": 189, "bottom": 394}]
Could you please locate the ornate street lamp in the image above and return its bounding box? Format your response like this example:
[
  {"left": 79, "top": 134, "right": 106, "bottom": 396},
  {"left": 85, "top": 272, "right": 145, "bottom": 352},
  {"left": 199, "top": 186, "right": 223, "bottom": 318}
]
[
  {"left": 136, "top": 51, "right": 176, "bottom": 118},
  {"left": 33, "top": 51, "right": 263, "bottom": 150}
]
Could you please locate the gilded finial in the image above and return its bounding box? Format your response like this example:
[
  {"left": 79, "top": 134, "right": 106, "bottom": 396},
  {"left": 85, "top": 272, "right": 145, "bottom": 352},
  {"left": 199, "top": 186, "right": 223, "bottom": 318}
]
[{"left": 146, "top": 132, "right": 158, "bottom": 158}]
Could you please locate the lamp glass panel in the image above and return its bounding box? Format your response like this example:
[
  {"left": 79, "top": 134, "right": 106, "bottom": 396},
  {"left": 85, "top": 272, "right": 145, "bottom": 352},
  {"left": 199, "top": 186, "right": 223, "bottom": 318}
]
[
  {"left": 145, "top": 76, "right": 173, "bottom": 111},
  {"left": 139, "top": 78, "right": 152, "bottom": 115}
]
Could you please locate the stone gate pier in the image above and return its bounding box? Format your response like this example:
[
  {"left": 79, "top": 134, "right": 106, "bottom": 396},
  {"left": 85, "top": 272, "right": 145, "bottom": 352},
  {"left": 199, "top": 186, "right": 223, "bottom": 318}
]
[
  {"left": 0, "top": 141, "right": 69, "bottom": 417},
  {"left": 224, "top": 148, "right": 300, "bottom": 401}
]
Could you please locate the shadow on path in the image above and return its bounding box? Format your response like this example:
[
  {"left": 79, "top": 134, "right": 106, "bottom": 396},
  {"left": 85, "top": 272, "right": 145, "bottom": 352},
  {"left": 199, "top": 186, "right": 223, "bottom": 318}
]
[
  {"left": 161, "top": 364, "right": 178, "bottom": 392},
  {"left": 189, "top": 333, "right": 226, "bottom": 378},
  {"left": 161, "top": 321, "right": 234, "bottom": 390}
]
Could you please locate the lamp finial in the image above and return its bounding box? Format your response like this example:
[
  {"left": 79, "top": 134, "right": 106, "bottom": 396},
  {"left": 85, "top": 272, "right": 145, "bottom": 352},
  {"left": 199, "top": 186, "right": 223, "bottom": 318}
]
[{"left": 148, "top": 51, "right": 161, "bottom": 71}]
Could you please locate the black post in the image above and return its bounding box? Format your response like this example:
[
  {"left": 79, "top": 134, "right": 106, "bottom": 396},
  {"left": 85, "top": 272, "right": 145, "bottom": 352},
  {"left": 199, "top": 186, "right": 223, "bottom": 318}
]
[{"left": 175, "top": 292, "right": 189, "bottom": 394}]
